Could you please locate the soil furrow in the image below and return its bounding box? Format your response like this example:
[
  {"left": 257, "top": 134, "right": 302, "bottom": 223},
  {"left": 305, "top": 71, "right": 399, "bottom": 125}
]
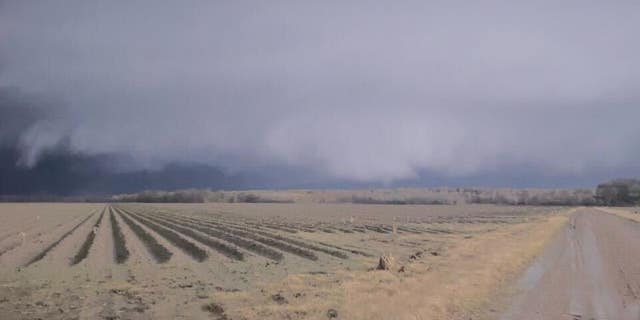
[
  {"left": 202, "top": 219, "right": 349, "bottom": 259},
  {"left": 71, "top": 207, "right": 107, "bottom": 265},
  {"left": 141, "top": 211, "right": 284, "bottom": 261},
  {"left": 109, "top": 207, "right": 130, "bottom": 263},
  {"left": 147, "top": 211, "right": 318, "bottom": 260},
  {"left": 25, "top": 209, "right": 98, "bottom": 266},
  {"left": 126, "top": 210, "right": 244, "bottom": 261},
  {"left": 119, "top": 209, "right": 207, "bottom": 262},
  {"left": 115, "top": 208, "right": 172, "bottom": 263}
]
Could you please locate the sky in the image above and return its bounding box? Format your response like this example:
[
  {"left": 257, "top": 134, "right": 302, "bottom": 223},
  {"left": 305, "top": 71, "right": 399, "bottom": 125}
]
[{"left": 1, "top": 0, "right": 640, "bottom": 194}]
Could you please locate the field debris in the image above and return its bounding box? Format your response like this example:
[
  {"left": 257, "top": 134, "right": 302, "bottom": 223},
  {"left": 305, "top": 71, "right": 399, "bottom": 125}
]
[
  {"left": 409, "top": 251, "right": 423, "bottom": 260},
  {"left": 376, "top": 254, "right": 396, "bottom": 271},
  {"left": 202, "top": 302, "right": 225, "bottom": 314},
  {"left": 326, "top": 308, "right": 339, "bottom": 318},
  {"left": 271, "top": 293, "right": 288, "bottom": 304}
]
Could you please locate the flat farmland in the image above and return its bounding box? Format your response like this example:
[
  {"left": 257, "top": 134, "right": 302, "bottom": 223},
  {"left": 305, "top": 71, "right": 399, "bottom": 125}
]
[{"left": 0, "top": 203, "right": 569, "bottom": 319}]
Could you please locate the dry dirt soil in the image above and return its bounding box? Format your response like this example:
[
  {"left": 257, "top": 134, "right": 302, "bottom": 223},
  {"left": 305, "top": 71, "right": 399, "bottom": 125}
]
[
  {"left": 0, "top": 203, "right": 593, "bottom": 319},
  {"left": 502, "top": 207, "right": 640, "bottom": 320}
]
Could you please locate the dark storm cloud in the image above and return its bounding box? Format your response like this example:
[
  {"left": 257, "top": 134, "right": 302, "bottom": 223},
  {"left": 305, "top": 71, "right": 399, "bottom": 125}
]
[
  {"left": 1, "top": 0, "right": 639, "bottom": 187},
  {"left": 0, "top": 88, "right": 71, "bottom": 165}
]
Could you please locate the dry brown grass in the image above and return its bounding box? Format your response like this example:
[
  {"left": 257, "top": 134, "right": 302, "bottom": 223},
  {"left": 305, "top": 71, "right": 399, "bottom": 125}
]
[{"left": 337, "top": 210, "right": 570, "bottom": 320}]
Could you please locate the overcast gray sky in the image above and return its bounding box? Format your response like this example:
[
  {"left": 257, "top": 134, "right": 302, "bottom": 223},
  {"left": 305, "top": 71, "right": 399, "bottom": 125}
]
[{"left": 1, "top": 0, "right": 639, "bottom": 185}]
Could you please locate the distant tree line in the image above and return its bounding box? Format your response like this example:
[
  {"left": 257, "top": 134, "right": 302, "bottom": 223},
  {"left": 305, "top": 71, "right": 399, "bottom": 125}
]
[
  {"left": 3, "top": 179, "right": 639, "bottom": 207},
  {"left": 111, "top": 190, "right": 293, "bottom": 203},
  {"left": 112, "top": 189, "right": 208, "bottom": 203},
  {"left": 466, "top": 189, "right": 597, "bottom": 206},
  {"left": 595, "top": 179, "right": 640, "bottom": 206},
  {"left": 231, "top": 193, "right": 294, "bottom": 203},
  {"left": 0, "top": 194, "right": 109, "bottom": 202},
  {"left": 344, "top": 196, "right": 453, "bottom": 205}
]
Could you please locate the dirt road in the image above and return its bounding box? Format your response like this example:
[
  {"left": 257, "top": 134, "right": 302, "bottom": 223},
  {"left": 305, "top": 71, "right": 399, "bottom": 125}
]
[{"left": 502, "top": 208, "right": 640, "bottom": 320}]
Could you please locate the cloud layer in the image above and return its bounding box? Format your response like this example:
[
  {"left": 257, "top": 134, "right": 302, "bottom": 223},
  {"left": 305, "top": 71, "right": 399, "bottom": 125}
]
[{"left": 1, "top": 0, "right": 639, "bottom": 185}]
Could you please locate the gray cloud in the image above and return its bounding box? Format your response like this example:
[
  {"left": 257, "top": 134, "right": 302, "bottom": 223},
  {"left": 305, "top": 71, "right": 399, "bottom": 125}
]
[{"left": 1, "top": 0, "right": 639, "bottom": 185}]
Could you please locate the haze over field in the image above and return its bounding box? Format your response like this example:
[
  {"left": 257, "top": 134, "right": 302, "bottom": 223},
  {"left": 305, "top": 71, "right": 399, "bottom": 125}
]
[{"left": 1, "top": 0, "right": 640, "bottom": 194}]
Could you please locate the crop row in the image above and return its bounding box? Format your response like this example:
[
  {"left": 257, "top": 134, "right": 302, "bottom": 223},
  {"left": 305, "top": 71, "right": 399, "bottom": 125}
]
[
  {"left": 122, "top": 209, "right": 244, "bottom": 261},
  {"left": 181, "top": 215, "right": 378, "bottom": 257},
  {"left": 256, "top": 223, "right": 298, "bottom": 234},
  {"left": 110, "top": 207, "right": 130, "bottom": 263},
  {"left": 136, "top": 211, "right": 284, "bottom": 261},
  {"left": 314, "top": 240, "right": 373, "bottom": 257},
  {"left": 71, "top": 208, "right": 106, "bottom": 265},
  {"left": 219, "top": 219, "right": 371, "bottom": 257},
  {"left": 141, "top": 206, "right": 451, "bottom": 236},
  {"left": 146, "top": 211, "right": 357, "bottom": 260},
  {"left": 117, "top": 209, "right": 207, "bottom": 262},
  {"left": 158, "top": 210, "right": 428, "bottom": 236},
  {"left": 259, "top": 220, "right": 417, "bottom": 235},
  {"left": 197, "top": 218, "right": 348, "bottom": 259},
  {"left": 115, "top": 208, "right": 172, "bottom": 263},
  {"left": 26, "top": 209, "right": 98, "bottom": 266},
  {"left": 113, "top": 207, "right": 381, "bottom": 263},
  {"left": 144, "top": 212, "right": 318, "bottom": 260}
]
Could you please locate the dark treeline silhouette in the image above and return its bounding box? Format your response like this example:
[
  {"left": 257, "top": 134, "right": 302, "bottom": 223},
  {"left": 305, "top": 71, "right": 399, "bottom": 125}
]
[
  {"left": 595, "top": 179, "right": 640, "bottom": 206},
  {"left": 113, "top": 187, "right": 600, "bottom": 205},
  {"left": 112, "top": 190, "right": 293, "bottom": 203},
  {"left": 113, "top": 189, "right": 208, "bottom": 203},
  {"left": 346, "top": 196, "right": 451, "bottom": 205},
  {"left": 467, "top": 189, "right": 597, "bottom": 206}
]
